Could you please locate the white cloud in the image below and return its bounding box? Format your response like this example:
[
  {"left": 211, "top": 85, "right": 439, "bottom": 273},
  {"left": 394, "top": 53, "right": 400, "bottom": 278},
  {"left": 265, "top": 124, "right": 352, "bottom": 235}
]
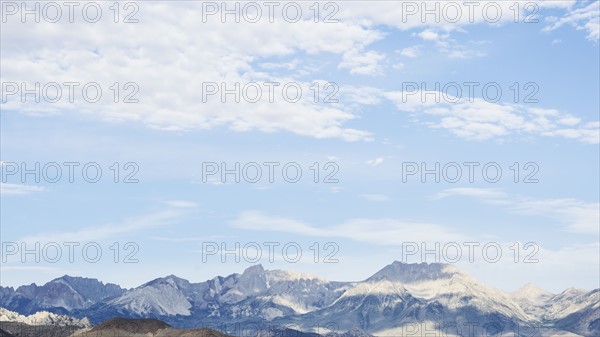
[
  {"left": 339, "top": 85, "right": 383, "bottom": 106},
  {"left": 434, "top": 188, "right": 508, "bottom": 203},
  {"left": 399, "top": 46, "right": 421, "bottom": 58},
  {"left": 0, "top": 266, "right": 59, "bottom": 272},
  {"left": 415, "top": 29, "right": 486, "bottom": 59},
  {"left": 544, "top": 1, "right": 600, "bottom": 42},
  {"left": 514, "top": 199, "right": 600, "bottom": 235},
  {"left": 231, "top": 211, "right": 325, "bottom": 237},
  {"left": 337, "top": 1, "right": 575, "bottom": 30},
  {"left": 231, "top": 211, "right": 468, "bottom": 245},
  {"left": 165, "top": 200, "right": 198, "bottom": 208},
  {"left": 1, "top": 3, "right": 382, "bottom": 142},
  {"left": 417, "top": 30, "right": 440, "bottom": 41},
  {"left": 329, "top": 186, "right": 344, "bottom": 194},
  {"left": 151, "top": 235, "right": 229, "bottom": 243},
  {"left": 360, "top": 194, "right": 390, "bottom": 202},
  {"left": 3, "top": 2, "right": 593, "bottom": 144},
  {"left": 339, "top": 49, "right": 386, "bottom": 76},
  {"left": 435, "top": 188, "right": 600, "bottom": 235},
  {"left": 258, "top": 59, "right": 300, "bottom": 70},
  {"left": 17, "top": 207, "right": 190, "bottom": 246},
  {"left": 384, "top": 91, "right": 600, "bottom": 143},
  {"left": 0, "top": 183, "right": 45, "bottom": 196},
  {"left": 366, "top": 157, "right": 385, "bottom": 167},
  {"left": 393, "top": 63, "right": 405, "bottom": 70},
  {"left": 231, "top": 209, "right": 599, "bottom": 291},
  {"left": 447, "top": 48, "right": 486, "bottom": 59},
  {"left": 558, "top": 115, "right": 582, "bottom": 126},
  {"left": 461, "top": 241, "right": 599, "bottom": 293}
]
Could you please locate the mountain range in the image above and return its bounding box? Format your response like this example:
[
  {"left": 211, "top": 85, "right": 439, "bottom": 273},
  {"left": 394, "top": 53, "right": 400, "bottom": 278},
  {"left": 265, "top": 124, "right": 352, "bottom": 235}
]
[{"left": 1, "top": 262, "right": 598, "bottom": 336}]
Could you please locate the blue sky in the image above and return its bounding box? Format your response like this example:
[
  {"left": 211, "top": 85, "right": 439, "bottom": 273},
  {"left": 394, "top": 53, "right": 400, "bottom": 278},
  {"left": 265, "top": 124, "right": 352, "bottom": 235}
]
[{"left": 1, "top": 0, "right": 599, "bottom": 293}]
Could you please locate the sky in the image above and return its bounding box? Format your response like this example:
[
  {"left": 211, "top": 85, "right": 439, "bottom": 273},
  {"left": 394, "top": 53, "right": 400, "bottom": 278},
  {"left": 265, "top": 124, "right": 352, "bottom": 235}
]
[{"left": 0, "top": 0, "right": 599, "bottom": 294}]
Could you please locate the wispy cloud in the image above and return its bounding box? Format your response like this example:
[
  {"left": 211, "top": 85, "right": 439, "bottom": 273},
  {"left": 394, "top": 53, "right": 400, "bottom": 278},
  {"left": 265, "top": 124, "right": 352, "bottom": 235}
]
[
  {"left": 544, "top": 1, "right": 600, "bottom": 42},
  {"left": 0, "top": 183, "right": 45, "bottom": 196},
  {"left": 415, "top": 29, "right": 486, "bottom": 59},
  {"left": 435, "top": 188, "right": 600, "bottom": 235},
  {"left": 1, "top": 4, "right": 382, "bottom": 142},
  {"left": 165, "top": 200, "right": 199, "bottom": 208},
  {"left": 384, "top": 91, "right": 600, "bottom": 143},
  {"left": 398, "top": 46, "right": 421, "bottom": 58},
  {"left": 434, "top": 188, "right": 509, "bottom": 204},
  {"left": 18, "top": 204, "right": 194, "bottom": 245},
  {"left": 231, "top": 211, "right": 468, "bottom": 245},
  {"left": 366, "top": 157, "right": 385, "bottom": 167},
  {"left": 0, "top": 266, "right": 59, "bottom": 272},
  {"left": 514, "top": 199, "right": 600, "bottom": 235},
  {"left": 150, "top": 234, "right": 229, "bottom": 243},
  {"left": 339, "top": 49, "right": 386, "bottom": 76},
  {"left": 359, "top": 194, "right": 390, "bottom": 202}
]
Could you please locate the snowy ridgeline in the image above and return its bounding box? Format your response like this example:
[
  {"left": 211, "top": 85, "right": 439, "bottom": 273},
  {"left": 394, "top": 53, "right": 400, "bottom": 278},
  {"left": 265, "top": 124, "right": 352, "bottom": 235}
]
[
  {"left": 0, "top": 262, "right": 598, "bottom": 337},
  {"left": 0, "top": 307, "right": 90, "bottom": 327}
]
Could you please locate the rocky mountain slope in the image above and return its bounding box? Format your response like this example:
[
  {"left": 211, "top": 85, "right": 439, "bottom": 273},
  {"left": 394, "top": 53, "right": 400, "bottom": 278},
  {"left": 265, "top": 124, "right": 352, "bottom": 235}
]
[{"left": 1, "top": 262, "right": 598, "bottom": 336}]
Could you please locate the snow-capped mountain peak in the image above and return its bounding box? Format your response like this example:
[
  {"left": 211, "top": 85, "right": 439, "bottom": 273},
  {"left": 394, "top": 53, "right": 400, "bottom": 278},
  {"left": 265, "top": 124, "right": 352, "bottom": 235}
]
[
  {"left": 0, "top": 307, "right": 90, "bottom": 327},
  {"left": 366, "top": 261, "right": 466, "bottom": 283},
  {"left": 9, "top": 275, "right": 124, "bottom": 311},
  {"left": 105, "top": 274, "right": 197, "bottom": 317},
  {"left": 511, "top": 283, "right": 553, "bottom": 304},
  {"left": 265, "top": 269, "right": 327, "bottom": 283},
  {"left": 1, "top": 262, "right": 597, "bottom": 337}
]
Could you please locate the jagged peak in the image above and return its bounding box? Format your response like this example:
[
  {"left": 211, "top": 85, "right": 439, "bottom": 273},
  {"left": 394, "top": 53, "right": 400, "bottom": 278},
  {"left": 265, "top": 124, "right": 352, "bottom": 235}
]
[
  {"left": 0, "top": 307, "right": 91, "bottom": 327},
  {"left": 366, "top": 261, "right": 466, "bottom": 283},
  {"left": 143, "top": 274, "right": 190, "bottom": 288},
  {"left": 558, "top": 287, "right": 588, "bottom": 297},
  {"left": 55, "top": 274, "right": 87, "bottom": 281},
  {"left": 266, "top": 269, "right": 327, "bottom": 282},
  {"left": 510, "top": 283, "right": 553, "bottom": 306},
  {"left": 242, "top": 264, "right": 265, "bottom": 275},
  {"left": 512, "top": 283, "right": 553, "bottom": 296}
]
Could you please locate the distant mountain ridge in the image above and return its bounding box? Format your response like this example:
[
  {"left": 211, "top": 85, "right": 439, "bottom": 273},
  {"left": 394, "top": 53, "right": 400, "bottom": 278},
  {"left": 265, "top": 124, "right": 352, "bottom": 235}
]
[
  {"left": 1, "top": 275, "right": 124, "bottom": 314},
  {"left": 1, "top": 262, "right": 598, "bottom": 337},
  {"left": 366, "top": 261, "right": 464, "bottom": 283},
  {"left": 0, "top": 307, "right": 90, "bottom": 327}
]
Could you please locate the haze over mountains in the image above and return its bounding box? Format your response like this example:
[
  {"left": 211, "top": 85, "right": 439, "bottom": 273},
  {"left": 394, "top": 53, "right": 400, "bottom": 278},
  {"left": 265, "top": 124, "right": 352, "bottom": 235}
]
[{"left": 1, "top": 262, "right": 598, "bottom": 336}]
